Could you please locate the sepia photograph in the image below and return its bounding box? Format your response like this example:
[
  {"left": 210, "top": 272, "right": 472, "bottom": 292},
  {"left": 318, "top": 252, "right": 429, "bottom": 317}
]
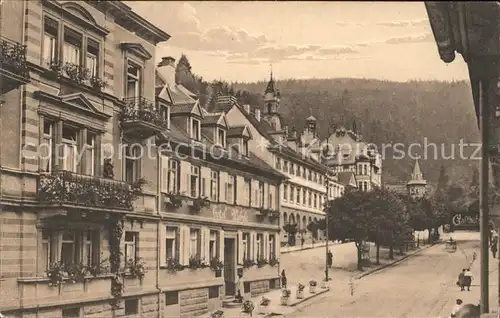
[{"left": 0, "top": 1, "right": 498, "bottom": 317}]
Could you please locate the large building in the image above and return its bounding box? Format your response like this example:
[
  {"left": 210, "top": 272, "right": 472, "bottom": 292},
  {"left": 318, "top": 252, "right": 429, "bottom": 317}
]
[
  {"left": 218, "top": 74, "right": 346, "bottom": 246},
  {"left": 0, "top": 1, "right": 284, "bottom": 317}
]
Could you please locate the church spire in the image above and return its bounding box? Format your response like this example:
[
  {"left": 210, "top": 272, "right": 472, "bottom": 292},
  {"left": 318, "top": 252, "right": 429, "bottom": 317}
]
[
  {"left": 408, "top": 159, "right": 427, "bottom": 185},
  {"left": 265, "top": 65, "right": 275, "bottom": 94}
]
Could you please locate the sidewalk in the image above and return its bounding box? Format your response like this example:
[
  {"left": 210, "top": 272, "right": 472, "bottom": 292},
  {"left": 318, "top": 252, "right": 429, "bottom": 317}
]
[{"left": 281, "top": 240, "right": 342, "bottom": 254}]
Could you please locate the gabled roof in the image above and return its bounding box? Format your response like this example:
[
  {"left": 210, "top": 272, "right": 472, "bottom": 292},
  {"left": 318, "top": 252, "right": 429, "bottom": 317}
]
[
  {"left": 119, "top": 42, "right": 152, "bottom": 60},
  {"left": 227, "top": 125, "right": 252, "bottom": 139},
  {"left": 33, "top": 91, "right": 111, "bottom": 120},
  {"left": 336, "top": 171, "right": 357, "bottom": 187},
  {"left": 170, "top": 100, "right": 203, "bottom": 118},
  {"left": 202, "top": 112, "right": 228, "bottom": 128}
]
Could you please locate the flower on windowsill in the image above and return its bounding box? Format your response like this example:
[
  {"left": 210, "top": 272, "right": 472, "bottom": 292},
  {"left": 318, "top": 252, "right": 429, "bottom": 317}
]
[
  {"left": 124, "top": 258, "right": 146, "bottom": 279},
  {"left": 166, "top": 257, "right": 184, "bottom": 273},
  {"left": 209, "top": 257, "right": 224, "bottom": 271},
  {"left": 257, "top": 207, "right": 269, "bottom": 216},
  {"left": 188, "top": 255, "right": 206, "bottom": 270},
  {"left": 87, "top": 258, "right": 111, "bottom": 277},
  {"left": 241, "top": 300, "right": 255, "bottom": 314},
  {"left": 90, "top": 76, "right": 107, "bottom": 91},
  {"left": 268, "top": 255, "right": 279, "bottom": 267},
  {"left": 256, "top": 258, "right": 268, "bottom": 268},
  {"left": 46, "top": 262, "right": 65, "bottom": 287},
  {"left": 165, "top": 192, "right": 184, "bottom": 209},
  {"left": 189, "top": 196, "right": 210, "bottom": 213},
  {"left": 242, "top": 257, "right": 255, "bottom": 269},
  {"left": 66, "top": 262, "right": 88, "bottom": 283}
]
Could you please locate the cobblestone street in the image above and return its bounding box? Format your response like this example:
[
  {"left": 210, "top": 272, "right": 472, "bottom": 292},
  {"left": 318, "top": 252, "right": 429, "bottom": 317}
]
[{"left": 288, "top": 232, "right": 498, "bottom": 317}]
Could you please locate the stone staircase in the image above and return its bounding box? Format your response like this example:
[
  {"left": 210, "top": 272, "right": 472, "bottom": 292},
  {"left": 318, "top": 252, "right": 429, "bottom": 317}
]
[{"left": 221, "top": 296, "right": 241, "bottom": 308}]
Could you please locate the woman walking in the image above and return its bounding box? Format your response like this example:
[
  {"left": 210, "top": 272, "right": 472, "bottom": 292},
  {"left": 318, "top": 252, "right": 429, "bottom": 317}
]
[{"left": 463, "top": 268, "right": 472, "bottom": 291}]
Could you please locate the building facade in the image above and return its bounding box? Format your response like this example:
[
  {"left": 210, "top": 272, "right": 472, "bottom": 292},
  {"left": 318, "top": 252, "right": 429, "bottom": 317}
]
[
  {"left": 406, "top": 159, "right": 428, "bottom": 198},
  {"left": 322, "top": 125, "right": 382, "bottom": 192},
  {"left": 0, "top": 1, "right": 283, "bottom": 317},
  {"left": 220, "top": 74, "right": 345, "bottom": 246}
]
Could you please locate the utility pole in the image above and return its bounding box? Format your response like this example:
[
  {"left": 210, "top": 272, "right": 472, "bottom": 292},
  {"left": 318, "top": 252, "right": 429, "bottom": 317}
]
[{"left": 323, "top": 123, "right": 336, "bottom": 282}]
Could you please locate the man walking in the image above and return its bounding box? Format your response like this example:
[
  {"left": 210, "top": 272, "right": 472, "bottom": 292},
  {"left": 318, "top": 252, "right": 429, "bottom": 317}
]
[
  {"left": 491, "top": 239, "right": 497, "bottom": 258},
  {"left": 327, "top": 250, "right": 333, "bottom": 268}
]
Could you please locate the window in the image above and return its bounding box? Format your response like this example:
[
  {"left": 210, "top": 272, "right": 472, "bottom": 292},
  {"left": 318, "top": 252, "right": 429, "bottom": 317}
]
[
  {"left": 189, "top": 228, "right": 200, "bottom": 258},
  {"left": 291, "top": 163, "right": 295, "bottom": 175},
  {"left": 165, "top": 292, "right": 178, "bottom": 306},
  {"left": 217, "top": 128, "right": 226, "bottom": 147},
  {"left": 302, "top": 188, "right": 306, "bottom": 205},
  {"left": 43, "top": 17, "right": 58, "bottom": 65},
  {"left": 269, "top": 234, "right": 276, "bottom": 260},
  {"left": 256, "top": 234, "right": 263, "bottom": 260},
  {"left": 82, "top": 230, "right": 93, "bottom": 267},
  {"left": 63, "top": 27, "right": 82, "bottom": 65},
  {"left": 126, "top": 62, "right": 141, "bottom": 100},
  {"left": 190, "top": 166, "right": 200, "bottom": 198},
  {"left": 165, "top": 227, "right": 177, "bottom": 261},
  {"left": 62, "top": 307, "right": 80, "bottom": 318},
  {"left": 210, "top": 171, "right": 219, "bottom": 201},
  {"left": 290, "top": 185, "right": 294, "bottom": 203},
  {"left": 244, "top": 178, "right": 251, "bottom": 206},
  {"left": 258, "top": 182, "right": 264, "bottom": 208},
  {"left": 243, "top": 139, "right": 249, "bottom": 156},
  {"left": 168, "top": 160, "right": 180, "bottom": 193},
  {"left": 124, "top": 299, "right": 139, "bottom": 315},
  {"left": 242, "top": 233, "right": 250, "bottom": 260},
  {"left": 268, "top": 191, "right": 273, "bottom": 210},
  {"left": 62, "top": 125, "right": 78, "bottom": 172},
  {"left": 191, "top": 118, "right": 201, "bottom": 140},
  {"left": 86, "top": 39, "right": 99, "bottom": 77},
  {"left": 283, "top": 184, "right": 288, "bottom": 202},
  {"left": 225, "top": 175, "right": 235, "bottom": 204},
  {"left": 314, "top": 193, "right": 318, "bottom": 209},
  {"left": 41, "top": 229, "right": 51, "bottom": 271},
  {"left": 308, "top": 190, "right": 312, "bottom": 207},
  {"left": 275, "top": 158, "right": 281, "bottom": 170},
  {"left": 158, "top": 102, "right": 170, "bottom": 127},
  {"left": 61, "top": 230, "right": 77, "bottom": 267},
  {"left": 209, "top": 230, "right": 218, "bottom": 260},
  {"left": 125, "top": 146, "right": 140, "bottom": 183},
  {"left": 283, "top": 161, "right": 288, "bottom": 173},
  {"left": 302, "top": 167, "right": 306, "bottom": 178},
  {"left": 124, "top": 232, "right": 138, "bottom": 264},
  {"left": 209, "top": 286, "right": 219, "bottom": 299},
  {"left": 296, "top": 186, "right": 300, "bottom": 204},
  {"left": 41, "top": 120, "right": 53, "bottom": 172},
  {"left": 85, "top": 132, "right": 95, "bottom": 176}
]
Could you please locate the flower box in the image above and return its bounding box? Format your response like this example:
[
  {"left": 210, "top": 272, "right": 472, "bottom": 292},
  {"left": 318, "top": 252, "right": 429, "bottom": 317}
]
[
  {"left": 309, "top": 286, "right": 316, "bottom": 293},
  {"left": 320, "top": 280, "right": 327, "bottom": 289}
]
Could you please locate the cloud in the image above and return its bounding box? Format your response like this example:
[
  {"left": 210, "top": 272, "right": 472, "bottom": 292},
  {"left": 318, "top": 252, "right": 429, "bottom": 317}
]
[
  {"left": 376, "top": 18, "right": 429, "bottom": 27},
  {"left": 384, "top": 32, "right": 434, "bottom": 44}
]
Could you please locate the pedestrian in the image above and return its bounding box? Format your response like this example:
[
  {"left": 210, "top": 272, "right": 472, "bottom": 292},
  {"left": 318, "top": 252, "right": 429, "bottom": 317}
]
[
  {"left": 281, "top": 269, "right": 287, "bottom": 289},
  {"left": 464, "top": 268, "right": 472, "bottom": 291},
  {"left": 327, "top": 250, "right": 333, "bottom": 268},
  {"left": 450, "top": 299, "right": 463, "bottom": 318},
  {"left": 491, "top": 241, "right": 497, "bottom": 258},
  {"left": 457, "top": 269, "right": 466, "bottom": 291},
  {"left": 235, "top": 273, "right": 244, "bottom": 303},
  {"left": 301, "top": 236, "right": 305, "bottom": 248}
]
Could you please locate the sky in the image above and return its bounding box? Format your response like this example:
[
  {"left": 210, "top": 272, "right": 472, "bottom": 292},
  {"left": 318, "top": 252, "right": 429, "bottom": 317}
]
[{"left": 125, "top": 1, "right": 470, "bottom": 83}]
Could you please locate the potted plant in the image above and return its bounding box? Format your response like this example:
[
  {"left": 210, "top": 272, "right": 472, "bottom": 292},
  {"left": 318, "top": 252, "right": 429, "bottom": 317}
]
[
  {"left": 258, "top": 296, "right": 271, "bottom": 314},
  {"left": 189, "top": 197, "right": 210, "bottom": 213},
  {"left": 320, "top": 278, "right": 328, "bottom": 289},
  {"left": 125, "top": 258, "right": 146, "bottom": 279},
  {"left": 243, "top": 257, "right": 255, "bottom": 269},
  {"left": 268, "top": 210, "right": 280, "bottom": 221},
  {"left": 188, "top": 255, "right": 204, "bottom": 270},
  {"left": 211, "top": 310, "right": 224, "bottom": 318},
  {"left": 296, "top": 283, "right": 305, "bottom": 299},
  {"left": 66, "top": 262, "right": 88, "bottom": 283},
  {"left": 268, "top": 256, "right": 279, "bottom": 267},
  {"left": 241, "top": 300, "right": 255, "bottom": 316},
  {"left": 210, "top": 257, "right": 224, "bottom": 277},
  {"left": 90, "top": 76, "right": 107, "bottom": 91},
  {"left": 46, "top": 262, "right": 65, "bottom": 287},
  {"left": 256, "top": 258, "right": 268, "bottom": 268},
  {"left": 166, "top": 192, "right": 184, "bottom": 209},
  {"left": 87, "top": 258, "right": 111, "bottom": 277},
  {"left": 309, "top": 280, "right": 317, "bottom": 293},
  {"left": 256, "top": 207, "right": 269, "bottom": 217},
  {"left": 280, "top": 289, "right": 291, "bottom": 305},
  {"left": 166, "top": 257, "right": 184, "bottom": 273}
]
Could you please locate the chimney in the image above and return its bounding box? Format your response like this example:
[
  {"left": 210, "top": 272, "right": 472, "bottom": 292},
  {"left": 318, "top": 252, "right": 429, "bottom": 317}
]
[
  {"left": 255, "top": 109, "right": 261, "bottom": 122},
  {"left": 243, "top": 104, "right": 251, "bottom": 113},
  {"left": 157, "top": 56, "right": 176, "bottom": 86}
]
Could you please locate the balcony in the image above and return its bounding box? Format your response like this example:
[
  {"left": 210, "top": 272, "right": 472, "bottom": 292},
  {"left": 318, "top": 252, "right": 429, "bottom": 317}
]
[
  {"left": 121, "top": 97, "right": 169, "bottom": 139},
  {"left": 37, "top": 170, "right": 138, "bottom": 211},
  {"left": 0, "top": 37, "right": 30, "bottom": 94}
]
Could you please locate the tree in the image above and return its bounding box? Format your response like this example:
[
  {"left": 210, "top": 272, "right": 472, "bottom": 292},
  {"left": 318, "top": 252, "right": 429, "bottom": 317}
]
[
  {"left": 283, "top": 223, "right": 298, "bottom": 246},
  {"left": 175, "top": 54, "right": 199, "bottom": 95},
  {"left": 322, "top": 189, "right": 376, "bottom": 270},
  {"left": 306, "top": 221, "right": 319, "bottom": 240}
]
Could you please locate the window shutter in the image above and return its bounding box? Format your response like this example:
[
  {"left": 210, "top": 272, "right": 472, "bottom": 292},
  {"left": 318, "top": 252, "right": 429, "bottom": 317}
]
[
  {"left": 178, "top": 226, "right": 185, "bottom": 265},
  {"left": 237, "top": 230, "right": 243, "bottom": 264},
  {"left": 263, "top": 183, "right": 269, "bottom": 209},
  {"left": 219, "top": 171, "right": 228, "bottom": 202},
  {"left": 236, "top": 176, "right": 245, "bottom": 206},
  {"left": 160, "top": 225, "right": 166, "bottom": 265},
  {"left": 204, "top": 227, "right": 210, "bottom": 262},
  {"left": 180, "top": 161, "right": 191, "bottom": 194},
  {"left": 269, "top": 185, "right": 276, "bottom": 209},
  {"left": 263, "top": 232, "right": 269, "bottom": 260},
  {"left": 274, "top": 232, "right": 280, "bottom": 258},
  {"left": 250, "top": 232, "right": 257, "bottom": 261},
  {"left": 199, "top": 227, "right": 206, "bottom": 262},
  {"left": 161, "top": 156, "right": 169, "bottom": 193},
  {"left": 184, "top": 226, "right": 191, "bottom": 264},
  {"left": 201, "top": 167, "right": 211, "bottom": 198},
  {"left": 175, "top": 227, "right": 181, "bottom": 262},
  {"left": 219, "top": 230, "right": 225, "bottom": 263}
]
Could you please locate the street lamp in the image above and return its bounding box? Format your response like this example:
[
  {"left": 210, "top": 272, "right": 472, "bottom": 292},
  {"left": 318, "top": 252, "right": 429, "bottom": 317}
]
[{"left": 323, "top": 123, "right": 337, "bottom": 282}]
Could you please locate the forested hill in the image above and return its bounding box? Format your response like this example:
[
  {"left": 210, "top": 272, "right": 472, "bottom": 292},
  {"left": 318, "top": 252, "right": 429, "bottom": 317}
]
[
  {"left": 233, "top": 78, "right": 479, "bottom": 185},
  {"left": 174, "top": 55, "right": 479, "bottom": 186}
]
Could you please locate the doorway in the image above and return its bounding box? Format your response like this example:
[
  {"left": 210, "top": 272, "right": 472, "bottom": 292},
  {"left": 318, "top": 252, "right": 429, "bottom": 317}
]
[{"left": 224, "top": 237, "right": 236, "bottom": 295}]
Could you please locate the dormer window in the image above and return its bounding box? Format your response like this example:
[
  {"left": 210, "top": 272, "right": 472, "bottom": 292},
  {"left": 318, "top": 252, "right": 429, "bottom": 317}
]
[
  {"left": 158, "top": 102, "right": 170, "bottom": 129},
  {"left": 191, "top": 118, "right": 201, "bottom": 140},
  {"left": 217, "top": 128, "right": 226, "bottom": 148},
  {"left": 243, "top": 139, "right": 249, "bottom": 156}
]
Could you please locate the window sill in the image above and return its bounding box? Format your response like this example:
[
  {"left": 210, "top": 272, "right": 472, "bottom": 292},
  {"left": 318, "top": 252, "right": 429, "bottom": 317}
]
[{"left": 18, "top": 274, "right": 114, "bottom": 284}]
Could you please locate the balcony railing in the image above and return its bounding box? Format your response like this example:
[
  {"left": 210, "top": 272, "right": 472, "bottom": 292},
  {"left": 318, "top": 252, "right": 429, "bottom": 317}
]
[
  {"left": 38, "top": 170, "right": 137, "bottom": 210},
  {"left": 44, "top": 60, "right": 107, "bottom": 91},
  {"left": 121, "top": 97, "right": 169, "bottom": 131},
  {"left": 0, "top": 37, "right": 29, "bottom": 92}
]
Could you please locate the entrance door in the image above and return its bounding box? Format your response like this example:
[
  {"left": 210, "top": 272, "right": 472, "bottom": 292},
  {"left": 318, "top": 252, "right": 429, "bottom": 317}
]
[{"left": 224, "top": 237, "right": 236, "bottom": 295}]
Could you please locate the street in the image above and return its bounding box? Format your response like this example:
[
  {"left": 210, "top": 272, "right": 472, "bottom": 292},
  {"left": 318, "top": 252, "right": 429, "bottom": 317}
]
[{"left": 287, "top": 232, "right": 498, "bottom": 317}]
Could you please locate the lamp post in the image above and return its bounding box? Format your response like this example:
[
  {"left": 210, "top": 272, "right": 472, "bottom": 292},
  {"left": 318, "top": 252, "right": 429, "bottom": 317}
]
[{"left": 323, "top": 123, "right": 337, "bottom": 282}]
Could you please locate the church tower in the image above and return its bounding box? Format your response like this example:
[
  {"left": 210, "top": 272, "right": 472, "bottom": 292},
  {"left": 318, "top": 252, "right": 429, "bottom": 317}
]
[
  {"left": 407, "top": 159, "right": 427, "bottom": 198},
  {"left": 262, "top": 69, "right": 282, "bottom": 131}
]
